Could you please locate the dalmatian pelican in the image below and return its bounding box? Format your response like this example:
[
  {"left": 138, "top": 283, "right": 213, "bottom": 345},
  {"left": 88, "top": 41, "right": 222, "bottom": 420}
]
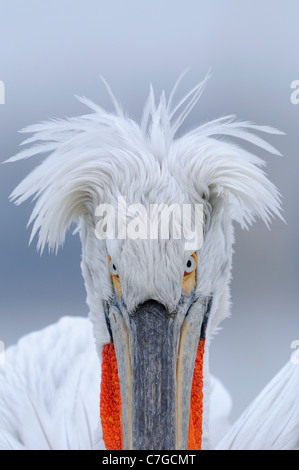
[{"left": 1, "top": 72, "right": 298, "bottom": 450}]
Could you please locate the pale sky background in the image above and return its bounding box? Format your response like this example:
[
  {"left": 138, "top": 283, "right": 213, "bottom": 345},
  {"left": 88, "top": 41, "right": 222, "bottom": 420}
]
[{"left": 0, "top": 0, "right": 298, "bottom": 422}]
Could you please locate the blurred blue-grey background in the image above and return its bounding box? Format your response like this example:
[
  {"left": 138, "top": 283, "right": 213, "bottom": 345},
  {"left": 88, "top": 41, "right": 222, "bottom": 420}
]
[{"left": 0, "top": 0, "right": 298, "bottom": 422}]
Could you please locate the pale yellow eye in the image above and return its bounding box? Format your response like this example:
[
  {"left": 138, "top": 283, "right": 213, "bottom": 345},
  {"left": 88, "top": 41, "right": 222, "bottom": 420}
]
[
  {"left": 182, "top": 253, "right": 197, "bottom": 295},
  {"left": 108, "top": 256, "right": 122, "bottom": 298}
]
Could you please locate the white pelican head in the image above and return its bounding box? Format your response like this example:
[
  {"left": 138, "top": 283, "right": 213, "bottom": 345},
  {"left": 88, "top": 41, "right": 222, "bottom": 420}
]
[{"left": 7, "top": 72, "right": 283, "bottom": 450}]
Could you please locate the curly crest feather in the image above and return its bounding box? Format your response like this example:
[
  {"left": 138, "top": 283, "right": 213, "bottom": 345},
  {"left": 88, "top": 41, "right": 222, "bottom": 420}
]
[{"left": 5, "top": 72, "right": 283, "bottom": 253}]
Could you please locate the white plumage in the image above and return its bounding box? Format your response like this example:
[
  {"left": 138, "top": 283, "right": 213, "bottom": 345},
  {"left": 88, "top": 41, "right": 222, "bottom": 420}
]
[{"left": 1, "top": 73, "right": 298, "bottom": 450}]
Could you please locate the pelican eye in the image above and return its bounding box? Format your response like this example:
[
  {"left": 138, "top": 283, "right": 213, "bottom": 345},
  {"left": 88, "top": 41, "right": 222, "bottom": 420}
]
[
  {"left": 110, "top": 262, "right": 119, "bottom": 278},
  {"left": 182, "top": 253, "right": 197, "bottom": 295},
  {"left": 184, "top": 253, "right": 196, "bottom": 277},
  {"left": 108, "top": 256, "right": 122, "bottom": 298}
]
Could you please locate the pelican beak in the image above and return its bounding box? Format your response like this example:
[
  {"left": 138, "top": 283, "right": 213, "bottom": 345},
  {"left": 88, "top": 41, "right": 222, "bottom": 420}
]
[{"left": 101, "top": 296, "right": 212, "bottom": 450}]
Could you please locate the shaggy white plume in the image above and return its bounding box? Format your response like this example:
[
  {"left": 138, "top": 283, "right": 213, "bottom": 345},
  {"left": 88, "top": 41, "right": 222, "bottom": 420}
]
[{"left": 6, "top": 73, "right": 283, "bottom": 254}]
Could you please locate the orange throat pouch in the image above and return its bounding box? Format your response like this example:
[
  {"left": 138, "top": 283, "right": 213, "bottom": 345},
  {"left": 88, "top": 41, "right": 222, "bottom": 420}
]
[{"left": 100, "top": 340, "right": 205, "bottom": 450}]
